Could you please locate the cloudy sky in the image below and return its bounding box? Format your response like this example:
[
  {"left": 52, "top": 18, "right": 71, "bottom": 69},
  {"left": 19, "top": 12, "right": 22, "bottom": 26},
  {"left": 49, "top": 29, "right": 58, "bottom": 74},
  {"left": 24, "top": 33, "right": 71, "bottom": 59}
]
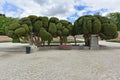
[{"left": 0, "top": 0, "right": 120, "bottom": 22}]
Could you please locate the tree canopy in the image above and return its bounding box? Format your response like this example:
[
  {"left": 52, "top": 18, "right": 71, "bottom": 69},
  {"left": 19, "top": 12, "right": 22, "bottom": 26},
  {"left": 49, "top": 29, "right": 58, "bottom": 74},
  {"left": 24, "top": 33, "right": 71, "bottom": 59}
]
[
  {"left": 74, "top": 15, "right": 118, "bottom": 46},
  {"left": 106, "top": 12, "right": 120, "bottom": 31},
  {"left": 0, "top": 14, "right": 19, "bottom": 35},
  {"left": 0, "top": 13, "right": 118, "bottom": 47}
]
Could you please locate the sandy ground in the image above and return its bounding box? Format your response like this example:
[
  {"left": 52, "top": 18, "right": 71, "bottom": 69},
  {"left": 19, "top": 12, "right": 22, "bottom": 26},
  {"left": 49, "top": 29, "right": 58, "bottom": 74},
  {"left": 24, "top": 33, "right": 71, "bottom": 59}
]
[
  {"left": 0, "top": 36, "right": 12, "bottom": 41},
  {"left": 0, "top": 41, "right": 120, "bottom": 80}
]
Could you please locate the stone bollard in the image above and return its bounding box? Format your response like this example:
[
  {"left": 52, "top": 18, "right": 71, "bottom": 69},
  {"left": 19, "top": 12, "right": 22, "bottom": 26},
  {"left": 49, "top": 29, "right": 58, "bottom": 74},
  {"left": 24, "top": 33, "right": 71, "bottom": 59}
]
[{"left": 90, "top": 35, "right": 99, "bottom": 50}]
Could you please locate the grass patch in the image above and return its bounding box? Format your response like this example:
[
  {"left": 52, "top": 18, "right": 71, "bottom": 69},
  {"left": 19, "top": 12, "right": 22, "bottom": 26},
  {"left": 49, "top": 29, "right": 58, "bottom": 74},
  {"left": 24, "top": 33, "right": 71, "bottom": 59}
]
[
  {"left": 0, "top": 40, "right": 12, "bottom": 43},
  {"left": 51, "top": 40, "right": 84, "bottom": 43},
  {"left": 107, "top": 39, "right": 120, "bottom": 43}
]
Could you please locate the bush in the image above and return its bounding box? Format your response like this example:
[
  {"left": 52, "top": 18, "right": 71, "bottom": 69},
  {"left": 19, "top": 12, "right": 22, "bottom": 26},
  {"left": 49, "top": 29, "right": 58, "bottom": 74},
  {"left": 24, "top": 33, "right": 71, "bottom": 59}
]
[{"left": 15, "top": 28, "right": 26, "bottom": 36}]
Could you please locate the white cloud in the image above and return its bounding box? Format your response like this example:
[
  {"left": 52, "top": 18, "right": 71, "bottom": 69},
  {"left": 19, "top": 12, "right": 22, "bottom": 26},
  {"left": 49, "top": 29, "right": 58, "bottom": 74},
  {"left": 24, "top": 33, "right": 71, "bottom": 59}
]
[
  {"left": 79, "top": 0, "right": 120, "bottom": 13},
  {"left": 0, "top": 0, "right": 76, "bottom": 20},
  {"left": 0, "top": 0, "right": 120, "bottom": 22}
]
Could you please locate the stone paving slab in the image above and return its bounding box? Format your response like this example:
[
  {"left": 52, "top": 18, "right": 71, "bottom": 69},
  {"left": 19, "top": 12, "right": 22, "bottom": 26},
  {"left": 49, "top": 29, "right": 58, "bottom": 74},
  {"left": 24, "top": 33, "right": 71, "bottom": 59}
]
[
  {"left": 0, "top": 49, "right": 120, "bottom": 79},
  {"left": 0, "top": 42, "right": 29, "bottom": 52},
  {"left": 0, "top": 41, "right": 120, "bottom": 80}
]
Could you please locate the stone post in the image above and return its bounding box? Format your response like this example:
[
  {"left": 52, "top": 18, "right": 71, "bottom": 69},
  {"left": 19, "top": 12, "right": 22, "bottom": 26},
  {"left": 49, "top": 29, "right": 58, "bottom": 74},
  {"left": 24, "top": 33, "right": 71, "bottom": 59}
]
[{"left": 90, "top": 35, "right": 99, "bottom": 50}]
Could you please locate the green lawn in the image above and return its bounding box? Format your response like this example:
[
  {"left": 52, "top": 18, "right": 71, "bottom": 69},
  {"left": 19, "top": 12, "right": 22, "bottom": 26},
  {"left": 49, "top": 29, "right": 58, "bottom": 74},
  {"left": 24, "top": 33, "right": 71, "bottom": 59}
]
[
  {"left": 0, "top": 40, "right": 12, "bottom": 43},
  {"left": 107, "top": 39, "right": 120, "bottom": 43}
]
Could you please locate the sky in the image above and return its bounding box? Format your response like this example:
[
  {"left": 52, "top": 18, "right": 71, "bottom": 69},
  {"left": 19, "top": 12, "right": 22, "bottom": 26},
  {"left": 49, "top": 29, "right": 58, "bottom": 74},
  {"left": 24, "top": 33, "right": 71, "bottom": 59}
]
[{"left": 0, "top": 0, "right": 120, "bottom": 22}]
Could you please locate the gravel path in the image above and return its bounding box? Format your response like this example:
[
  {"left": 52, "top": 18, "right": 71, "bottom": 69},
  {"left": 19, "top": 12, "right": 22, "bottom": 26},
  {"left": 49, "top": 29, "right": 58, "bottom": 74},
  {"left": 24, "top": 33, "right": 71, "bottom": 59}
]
[{"left": 0, "top": 48, "right": 120, "bottom": 80}]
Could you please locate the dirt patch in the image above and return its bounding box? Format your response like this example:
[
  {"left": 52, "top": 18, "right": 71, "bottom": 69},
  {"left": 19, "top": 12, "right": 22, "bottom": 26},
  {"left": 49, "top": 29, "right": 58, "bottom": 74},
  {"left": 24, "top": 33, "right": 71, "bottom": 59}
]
[{"left": 0, "top": 36, "right": 12, "bottom": 41}]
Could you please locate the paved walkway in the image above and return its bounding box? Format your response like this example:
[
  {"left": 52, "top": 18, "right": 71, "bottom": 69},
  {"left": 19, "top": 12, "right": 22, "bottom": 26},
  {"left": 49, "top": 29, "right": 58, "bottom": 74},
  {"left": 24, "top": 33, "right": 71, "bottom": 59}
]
[
  {"left": 99, "top": 40, "right": 120, "bottom": 47},
  {"left": 0, "top": 41, "right": 120, "bottom": 80}
]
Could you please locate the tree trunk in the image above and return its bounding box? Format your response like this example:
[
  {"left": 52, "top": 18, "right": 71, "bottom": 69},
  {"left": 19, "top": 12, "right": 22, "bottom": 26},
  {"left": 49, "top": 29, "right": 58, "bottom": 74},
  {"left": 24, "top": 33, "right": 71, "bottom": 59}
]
[
  {"left": 73, "top": 36, "right": 77, "bottom": 45},
  {"left": 83, "top": 34, "right": 91, "bottom": 46},
  {"left": 29, "top": 36, "right": 33, "bottom": 45},
  {"left": 84, "top": 37, "right": 90, "bottom": 46},
  {"left": 60, "top": 37, "right": 63, "bottom": 45},
  {"left": 48, "top": 40, "right": 51, "bottom": 46},
  {"left": 63, "top": 36, "right": 67, "bottom": 45}
]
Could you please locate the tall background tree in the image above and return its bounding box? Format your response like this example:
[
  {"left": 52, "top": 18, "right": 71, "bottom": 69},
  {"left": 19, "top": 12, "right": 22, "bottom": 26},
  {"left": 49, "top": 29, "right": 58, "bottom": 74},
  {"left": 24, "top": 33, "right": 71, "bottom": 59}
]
[
  {"left": 95, "top": 15, "right": 118, "bottom": 40},
  {"left": 106, "top": 12, "right": 120, "bottom": 31},
  {"left": 0, "top": 14, "right": 19, "bottom": 35}
]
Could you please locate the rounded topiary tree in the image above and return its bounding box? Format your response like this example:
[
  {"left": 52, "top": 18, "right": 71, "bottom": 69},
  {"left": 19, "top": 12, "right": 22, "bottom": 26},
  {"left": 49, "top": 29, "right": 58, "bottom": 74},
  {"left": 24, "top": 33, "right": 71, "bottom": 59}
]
[
  {"left": 39, "top": 28, "right": 52, "bottom": 45},
  {"left": 71, "top": 23, "right": 80, "bottom": 45},
  {"left": 59, "top": 20, "right": 73, "bottom": 45},
  {"left": 74, "top": 15, "right": 101, "bottom": 46},
  {"left": 33, "top": 20, "right": 42, "bottom": 34},
  {"left": 95, "top": 15, "right": 118, "bottom": 40},
  {"left": 5, "top": 22, "right": 30, "bottom": 43},
  {"left": 74, "top": 15, "right": 118, "bottom": 46},
  {"left": 41, "top": 17, "right": 49, "bottom": 30},
  {"left": 48, "top": 17, "right": 59, "bottom": 38},
  {"left": 48, "top": 22, "right": 57, "bottom": 37},
  {"left": 19, "top": 16, "right": 52, "bottom": 46},
  {"left": 49, "top": 17, "right": 59, "bottom": 25}
]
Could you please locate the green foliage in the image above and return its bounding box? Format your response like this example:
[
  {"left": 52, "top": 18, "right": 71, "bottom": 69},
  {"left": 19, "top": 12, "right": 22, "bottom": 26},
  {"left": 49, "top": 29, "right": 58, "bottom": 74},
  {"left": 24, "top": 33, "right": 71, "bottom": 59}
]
[
  {"left": 0, "top": 28, "right": 4, "bottom": 35},
  {"left": 33, "top": 16, "right": 49, "bottom": 31},
  {"left": 0, "top": 14, "right": 5, "bottom": 17},
  {"left": 40, "top": 28, "right": 53, "bottom": 42},
  {"left": 49, "top": 17, "right": 59, "bottom": 24},
  {"left": 19, "top": 17, "right": 33, "bottom": 34},
  {"left": 92, "top": 17, "right": 101, "bottom": 34},
  {"left": 62, "top": 28, "right": 69, "bottom": 36},
  {"left": 39, "top": 28, "right": 47, "bottom": 38},
  {"left": 12, "top": 38, "right": 20, "bottom": 43},
  {"left": 6, "top": 20, "right": 30, "bottom": 43},
  {"left": 72, "top": 21, "right": 81, "bottom": 36},
  {"left": 74, "top": 15, "right": 117, "bottom": 40},
  {"left": 7, "top": 30, "right": 14, "bottom": 37},
  {"left": 77, "top": 15, "right": 101, "bottom": 35},
  {"left": 19, "top": 17, "right": 31, "bottom": 26},
  {"left": 67, "top": 24, "right": 73, "bottom": 32},
  {"left": 60, "top": 20, "right": 70, "bottom": 26},
  {"left": 56, "top": 23, "right": 63, "bottom": 30},
  {"left": 106, "top": 12, "right": 120, "bottom": 31},
  {"left": 95, "top": 15, "right": 118, "bottom": 40},
  {"left": 0, "top": 15, "right": 19, "bottom": 35},
  {"left": 8, "top": 23, "right": 20, "bottom": 30},
  {"left": 29, "top": 26, "right": 33, "bottom": 32},
  {"left": 57, "top": 30, "right": 62, "bottom": 36},
  {"left": 15, "top": 28, "right": 26, "bottom": 36},
  {"left": 33, "top": 20, "right": 42, "bottom": 33},
  {"left": 48, "top": 23, "right": 57, "bottom": 36},
  {"left": 28, "top": 15, "right": 37, "bottom": 23},
  {"left": 22, "top": 24, "right": 29, "bottom": 33},
  {"left": 42, "top": 17, "right": 49, "bottom": 29},
  {"left": 74, "top": 15, "right": 117, "bottom": 46}
]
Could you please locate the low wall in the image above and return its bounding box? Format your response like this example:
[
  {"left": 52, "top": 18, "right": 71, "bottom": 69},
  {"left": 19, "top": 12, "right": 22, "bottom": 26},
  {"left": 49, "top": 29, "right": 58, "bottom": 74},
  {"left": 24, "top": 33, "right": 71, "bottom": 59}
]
[{"left": 38, "top": 45, "right": 90, "bottom": 50}]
